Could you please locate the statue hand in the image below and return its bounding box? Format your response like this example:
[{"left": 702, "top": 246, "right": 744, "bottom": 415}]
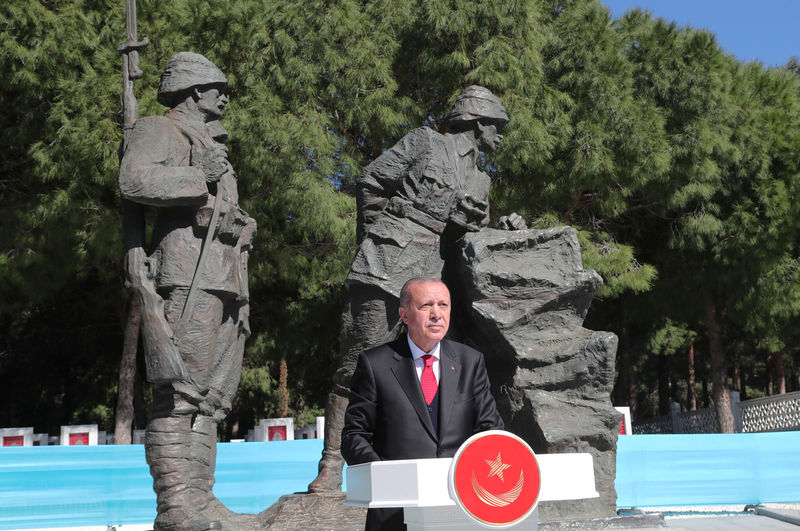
[
  {"left": 499, "top": 212, "right": 527, "bottom": 230},
  {"left": 450, "top": 193, "right": 489, "bottom": 231},
  {"left": 196, "top": 146, "right": 229, "bottom": 183},
  {"left": 459, "top": 193, "right": 489, "bottom": 217},
  {"left": 124, "top": 246, "right": 157, "bottom": 294}
]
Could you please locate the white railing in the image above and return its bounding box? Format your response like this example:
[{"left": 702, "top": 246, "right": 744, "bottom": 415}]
[
  {"left": 632, "top": 390, "right": 800, "bottom": 434},
  {"left": 740, "top": 391, "right": 800, "bottom": 433}
]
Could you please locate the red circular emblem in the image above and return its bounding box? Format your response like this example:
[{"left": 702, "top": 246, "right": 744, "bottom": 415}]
[{"left": 449, "top": 430, "right": 540, "bottom": 528}]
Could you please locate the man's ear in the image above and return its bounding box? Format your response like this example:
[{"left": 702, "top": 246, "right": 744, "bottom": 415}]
[{"left": 398, "top": 306, "right": 408, "bottom": 325}]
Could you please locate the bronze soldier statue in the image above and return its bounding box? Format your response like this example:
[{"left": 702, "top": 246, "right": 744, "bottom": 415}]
[
  {"left": 310, "top": 86, "right": 524, "bottom": 492},
  {"left": 119, "top": 52, "right": 256, "bottom": 531}
]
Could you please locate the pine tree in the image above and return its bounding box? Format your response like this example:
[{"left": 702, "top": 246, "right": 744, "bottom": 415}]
[{"left": 2, "top": 0, "right": 800, "bottom": 438}]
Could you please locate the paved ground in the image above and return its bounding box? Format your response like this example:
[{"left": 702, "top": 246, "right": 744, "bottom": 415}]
[
  {"left": 17, "top": 527, "right": 151, "bottom": 531},
  {"left": 666, "top": 514, "right": 798, "bottom": 530},
  {"left": 16, "top": 504, "right": 800, "bottom": 530},
  {"left": 654, "top": 503, "right": 800, "bottom": 530}
]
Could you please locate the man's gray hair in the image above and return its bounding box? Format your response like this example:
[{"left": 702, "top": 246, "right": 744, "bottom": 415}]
[{"left": 399, "top": 276, "right": 447, "bottom": 308}]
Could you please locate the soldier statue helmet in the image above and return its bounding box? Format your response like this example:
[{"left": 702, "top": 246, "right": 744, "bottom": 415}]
[
  {"left": 447, "top": 85, "right": 509, "bottom": 127},
  {"left": 157, "top": 52, "right": 228, "bottom": 106}
]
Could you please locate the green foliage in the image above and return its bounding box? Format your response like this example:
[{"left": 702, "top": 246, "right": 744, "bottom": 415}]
[
  {"left": 577, "top": 231, "right": 657, "bottom": 298},
  {"left": 0, "top": 0, "right": 129, "bottom": 434},
  {"left": 607, "top": 10, "right": 800, "bottom": 412},
  {"left": 2, "top": 0, "right": 800, "bottom": 435},
  {"left": 647, "top": 319, "right": 697, "bottom": 358},
  {"left": 505, "top": 4, "right": 800, "bottom": 413}
]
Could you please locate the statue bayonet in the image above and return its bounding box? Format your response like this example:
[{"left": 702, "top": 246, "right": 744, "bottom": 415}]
[{"left": 117, "top": 0, "right": 149, "bottom": 148}]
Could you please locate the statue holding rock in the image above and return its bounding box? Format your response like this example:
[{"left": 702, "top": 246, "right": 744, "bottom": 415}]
[
  {"left": 310, "top": 86, "right": 527, "bottom": 492},
  {"left": 311, "top": 85, "right": 621, "bottom": 522}
]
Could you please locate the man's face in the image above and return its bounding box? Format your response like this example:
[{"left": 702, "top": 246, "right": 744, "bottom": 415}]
[
  {"left": 195, "top": 85, "right": 228, "bottom": 121},
  {"left": 399, "top": 281, "right": 451, "bottom": 352},
  {"left": 476, "top": 121, "right": 503, "bottom": 153}
]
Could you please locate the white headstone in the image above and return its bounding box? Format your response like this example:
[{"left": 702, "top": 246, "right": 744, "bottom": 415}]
[
  {"left": 132, "top": 429, "right": 146, "bottom": 444},
  {"left": 614, "top": 406, "right": 632, "bottom": 435},
  {"left": 316, "top": 415, "right": 325, "bottom": 439},
  {"left": 60, "top": 424, "right": 98, "bottom": 446},
  {"left": 258, "top": 417, "right": 294, "bottom": 441},
  {"left": 0, "top": 427, "right": 33, "bottom": 447}
]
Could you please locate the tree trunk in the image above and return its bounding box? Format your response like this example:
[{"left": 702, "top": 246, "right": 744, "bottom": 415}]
[
  {"left": 670, "top": 375, "right": 679, "bottom": 405},
  {"left": 650, "top": 388, "right": 658, "bottom": 417},
  {"left": 614, "top": 327, "right": 629, "bottom": 407},
  {"left": 657, "top": 355, "right": 670, "bottom": 415},
  {"left": 628, "top": 358, "right": 637, "bottom": 418},
  {"left": 687, "top": 343, "right": 697, "bottom": 411},
  {"left": 704, "top": 289, "right": 733, "bottom": 433},
  {"left": 614, "top": 348, "right": 627, "bottom": 407},
  {"left": 766, "top": 353, "right": 774, "bottom": 396},
  {"left": 114, "top": 295, "right": 140, "bottom": 444},
  {"left": 277, "top": 357, "right": 289, "bottom": 418},
  {"left": 739, "top": 366, "right": 747, "bottom": 401},
  {"left": 774, "top": 350, "right": 786, "bottom": 394}
]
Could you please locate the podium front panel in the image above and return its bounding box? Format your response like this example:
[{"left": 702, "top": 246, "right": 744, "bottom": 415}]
[{"left": 345, "top": 458, "right": 454, "bottom": 508}]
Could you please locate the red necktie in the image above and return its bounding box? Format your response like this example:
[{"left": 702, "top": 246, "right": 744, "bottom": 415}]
[{"left": 421, "top": 354, "right": 438, "bottom": 405}]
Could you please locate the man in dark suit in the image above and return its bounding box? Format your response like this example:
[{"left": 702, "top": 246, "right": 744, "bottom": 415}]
[{"left": 342, "top": 277, "right": 504, "bottom": 530}]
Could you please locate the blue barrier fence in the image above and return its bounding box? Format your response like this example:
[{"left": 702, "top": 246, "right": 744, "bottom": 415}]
[
  {"left": 0, "top": 440, "right": 327, "bottom": 530},
  {"left": 615, "top": 431, "right": 800, "bottom": 507},
  {"left": 2, "top": 432, "right": 800, "bottom": 529}
]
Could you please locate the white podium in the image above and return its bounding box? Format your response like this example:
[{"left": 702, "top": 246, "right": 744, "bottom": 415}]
[{"left": 345, "top": 453, "right": 598, "bottom": 530}]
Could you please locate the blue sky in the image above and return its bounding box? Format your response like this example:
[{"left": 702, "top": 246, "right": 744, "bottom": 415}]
[{"left": 600, "top": 0, "right": 799, "bottom": 67}]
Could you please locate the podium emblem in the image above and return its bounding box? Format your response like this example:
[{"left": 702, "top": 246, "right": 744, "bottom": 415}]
[{"left": 449, "top": 430, "right": 540, "bottom": 527}]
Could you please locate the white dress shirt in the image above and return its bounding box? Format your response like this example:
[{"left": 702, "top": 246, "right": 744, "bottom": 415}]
[{"left": 407, "top": 333, "right": 440, "bottom": 383}]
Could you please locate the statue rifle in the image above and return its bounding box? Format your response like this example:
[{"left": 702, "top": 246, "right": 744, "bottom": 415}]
[
  {"left": 117, "top": 0, "right": 149, "bottom": 259},
  {"left": 118, "top": 0, "right": 189, "bottom": 384}
]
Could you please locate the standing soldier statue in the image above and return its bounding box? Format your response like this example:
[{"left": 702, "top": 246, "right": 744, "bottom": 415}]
[
  {"left": 119, "top": 52, "right": 256, "bottom": 531},
  {"left": 309, "top": 86, "right": 525, "bottom": 492}
]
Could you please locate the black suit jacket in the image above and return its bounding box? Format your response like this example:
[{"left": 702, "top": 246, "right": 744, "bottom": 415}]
[{"left": 342, "top": 337, "right": 503, "bottom": 465}]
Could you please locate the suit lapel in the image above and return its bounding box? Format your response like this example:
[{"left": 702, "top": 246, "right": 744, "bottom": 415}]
[
  {"left": 390, "top": 339, "right": 437, "bottom": 441},
  {"left": 438, "top": 340, "right": 461, "bottom": 438}
]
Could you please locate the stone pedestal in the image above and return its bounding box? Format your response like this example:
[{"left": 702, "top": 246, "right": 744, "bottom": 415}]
[{"left": 259, "top": 492, "right": 367, "bottom": 531}]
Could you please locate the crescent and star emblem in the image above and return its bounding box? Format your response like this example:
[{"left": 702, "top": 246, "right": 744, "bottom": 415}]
[{"left": 471, "top": 452, "right": 524, "bottom": 507}]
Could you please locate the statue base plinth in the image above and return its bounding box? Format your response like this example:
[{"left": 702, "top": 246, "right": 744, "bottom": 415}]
[
  {"left": 257, "top": 492, "right": 665, "bottom": 530},
  {"left": 259, "top": 491, "right": 367, "bottom": 530}
]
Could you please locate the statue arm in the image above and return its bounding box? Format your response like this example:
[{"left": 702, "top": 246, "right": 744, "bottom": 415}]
[
  {"left": 357, "top": 131, "right": 421, "bottom": 241},
  {"left": 119, "top": 117, "right": 208, "bottom": 207}
]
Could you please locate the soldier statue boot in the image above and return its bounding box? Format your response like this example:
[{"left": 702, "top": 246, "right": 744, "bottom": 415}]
[
  {"left": 189, "top": 415, "right": 261, "bottom": 529},
  {"left": 310, "top": 291, "right": 404, "bottom": 492},
  {"left": 146, "top": 415, "right": 222, "bottom": 531},
  {"left": 308, "top": 392, "right": 346, "bottom": 492}
]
